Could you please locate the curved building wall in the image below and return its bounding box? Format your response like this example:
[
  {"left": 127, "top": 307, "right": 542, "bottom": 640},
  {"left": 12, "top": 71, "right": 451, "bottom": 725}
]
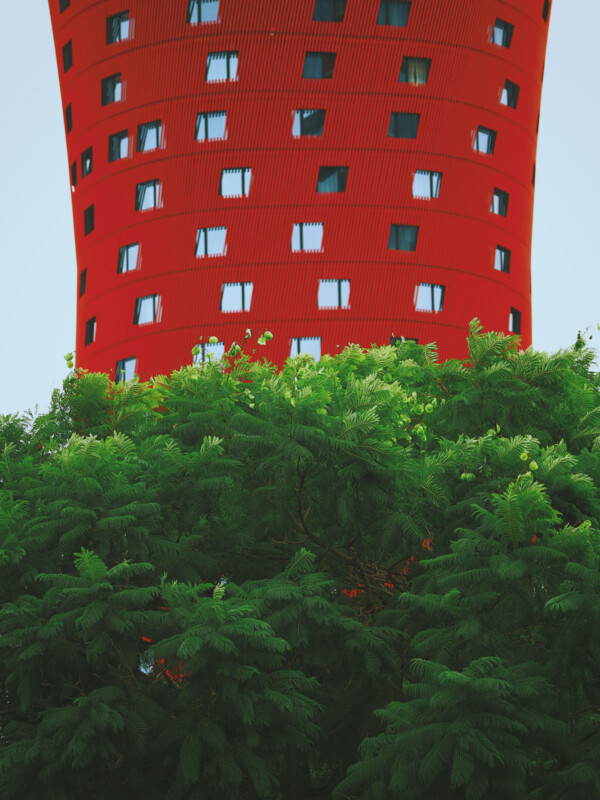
[{"left": 48, "top": 0, "right": 552, "bottom": 378}]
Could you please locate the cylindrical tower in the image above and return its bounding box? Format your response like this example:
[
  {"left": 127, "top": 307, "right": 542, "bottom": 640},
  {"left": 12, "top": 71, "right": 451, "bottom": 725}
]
[{"left": 49, "top": 0, "right": 552, "bottom": 378}]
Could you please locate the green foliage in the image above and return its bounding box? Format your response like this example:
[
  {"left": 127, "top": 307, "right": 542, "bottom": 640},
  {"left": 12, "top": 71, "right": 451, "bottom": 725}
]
[{"left": 1, "top": 321, "right": 600, "bottom": 797}]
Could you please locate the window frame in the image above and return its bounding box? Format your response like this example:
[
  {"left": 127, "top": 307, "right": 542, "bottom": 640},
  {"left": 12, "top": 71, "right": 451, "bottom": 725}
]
[
  {"left": 85, "top": 316, "right": 96, "bottom": 346},
  {"left": 81, "top": 147, "right": 93, "bottom": 179},
  {"left": 492, "top": 19, "right": 514, "bottom": 48},
  {"left": 195, "top": 111, "right": 227, "bottom": 142},
  {"left": 291, "top": 222, "right": 324, "bottom": 252},
  {"left": 187, "top": 0, "right": 220, "bottom": 24},
  {"left": 219, "top": 168, "right": 252, "bottom": 197},
  {"left": 106, "top": 11, "right": 130, "bottom": 44},
  {"left": 290, "top": 337, "right": 322, "bottom": 360},
  {"left": 500, "top": 79, "right": 520, "bottom": 109},
  {"left": 70, "top": 161, "right": 77, "bottom": 190},
  {"left": 195, "top": 226, "right": 227, "bottom": 258},
  {"left": 220, "top": 281, "right": 253, "bottom": 313},
  {"left": 495, "top": 245, "right": 511, "bottom": 273},
  {"left": 292, "top": 109, "right": 326, "bottom": 137},
  {"left": 136, "top": 120, "right": 162, "bottom": 153},
  {"left": 79, "top": 269, "right": 87, "bottom": 297},
  {"left": 117, "top": 242, "right": 140, "bottom": 273},
  {"left": 83, "top": 205, "right": 95, "bottom": 236},
  {"left": 388, "top": 223, "right": 419, "bottom": 252},
  {"left": 474, "top": 126, "right": 497, "bottom": 154},
  {"left": 302, "top": 52, "right": 337, "bottom": 80},
  {"left": 62, "top": 40, "right": 73, "bottom": 72},
  {"left": 101, "top": 73, "right": 122, "bottom": 106},
  {"left": 135, "top": 180, "right": 160, "bottom": 211},
  {"left": 491, "top": 188, "right": 509, "bottom": 217},
  {"left": 414, "top": 282, "right": 445, "bottom": 313},
  {"left": 398, "top": 57, "right": 431, "bottom": 85},
  {"left": 313, "top": 0, "right": 346, "bottom": 22},
  {"left": 59, "top": 0, "right": 70, "bottom": 12},
  {"left": 377, "top": 0, "right": 411, "bottom": 27},
  {"left": 65, "top": 103, "right": 73, "bottom": 133},
  {"left": 412, "top": 169, "right": 442, "bottom": 199},
  {"left": 318, "top": 279, "right": 350, "bottom": 309},
  {"left": 316, "top": 166, "right": 349, "bottom": 193},
  {"left": 115, "top": 357, "right": 136, "bottom": 383},
  {"left": 133, "top": 294, "right": 160, "bottom": 326},
  {"left": 509, "top": 307, "right": 522, "bottom": 334},
  {"left": 108, "top": 129, "right": 129, "bottom": 162},
  {"left": 205, "top": 51, "right": 238, "bottom": 82},
  {"left": 388, "top": 112, "right": 420, "bottom": 139}
]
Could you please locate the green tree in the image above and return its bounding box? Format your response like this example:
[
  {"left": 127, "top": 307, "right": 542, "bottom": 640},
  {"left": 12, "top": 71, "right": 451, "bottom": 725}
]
[{"left": 1, "top": 322, "right": 600, "bottom": 798}]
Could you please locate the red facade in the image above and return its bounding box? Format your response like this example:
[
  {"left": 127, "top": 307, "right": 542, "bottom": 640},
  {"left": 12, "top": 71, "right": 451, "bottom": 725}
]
[{"left": 49, "top": 0, "right": 551, "bottom": 378}]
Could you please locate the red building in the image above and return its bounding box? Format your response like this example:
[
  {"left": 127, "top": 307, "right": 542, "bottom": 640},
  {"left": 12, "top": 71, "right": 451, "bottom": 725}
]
[{"left": 49, "top": 0, "right": 551, "bottom": 379}]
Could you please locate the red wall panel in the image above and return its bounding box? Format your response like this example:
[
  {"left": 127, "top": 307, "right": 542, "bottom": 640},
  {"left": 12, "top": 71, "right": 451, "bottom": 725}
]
[{"left": 49, "top": 0, "right": 551, "bottom": 378}]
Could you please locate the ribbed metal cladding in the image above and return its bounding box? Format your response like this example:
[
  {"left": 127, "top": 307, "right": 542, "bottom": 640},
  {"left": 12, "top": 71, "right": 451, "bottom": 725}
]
[{"left": 48, "top": 0, "right": 551, "bottom": 377}]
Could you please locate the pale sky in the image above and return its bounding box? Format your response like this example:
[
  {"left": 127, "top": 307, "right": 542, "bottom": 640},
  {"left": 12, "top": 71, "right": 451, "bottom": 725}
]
[{"left": 0, "top": 2, "right": 598, "bottom": 415}]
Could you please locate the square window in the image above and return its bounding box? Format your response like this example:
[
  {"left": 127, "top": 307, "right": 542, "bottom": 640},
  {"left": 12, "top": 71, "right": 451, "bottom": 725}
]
[
  {"left": 62, "top": 40, "right": 73, "bottom": 72},
  {"left": 388, "top": 112, "right": 420, "bottom": 138},
  {"left": 194, "top": 340, "right": 225, "bottom": 362},
  {"left": 500, "top": 79, "right": 520, "bottom": 109},
  {"left": 495, "top": 245, "right": 511, "bottom": 273},
  {"left": 59, "top": 0, "right": 70, "bottom": 11},
  {"left": 65, "top": 103, "right": 73, "bottom": 132},
  {"left": 107, "top": 11, "right": 130, "bottom": 44},
  {"left": 101, "top": 73, "right": 122, "bottom": 105},
  {"left": 399, "top": 57, "right": 431, "bottom": 84},
  {"left": 474, "top": 126, "right": 496, "bottom": 154},
  {"left": 221, "top": 282, "right": 253, "bottom": 312},
  {"left": 137, "top": 120, "right": 161, "bottom": 152},
  {"left": 109, "top": 129, "right": 129, "bottom": 161},
  {"left": 290, "top": 337, "right": 321, "bottom": 360},
  {"left": 79, "top": 269, "right": 87, "bottom": 297},
  {"left": 542, "top": 0, "right": 550, "bottom": 22},
  {"left": 318, "top": 279, "right": 350, "bottom": 308},
  {"left": 389, "top": 224, "right": 418, "bottom": 251},
  {"left": 206, "top": 51, "right": 238, "bottom": 82},
  {"left": 134, "top": 294, "right": 160, "bottom": 325},
  {"left": 81, "top": 147, "right": 93, "bottom": 178},
  {"left": 85, "top": 316, "right": 96, "bottom": 346},
  {"left": 377, "top": 0, "right": 411, "bottom": 26},
  {"left": 70, "top": 161, "right": 77, "bottom": 190},
  {"left": 84, "top": 205, "right": 95, "bottom": 236},
  {"left": 509, "top": 307, "right": 521, "bottom": 334},
  {"left": 115, "top": 357, "right": 136, "bottom": 383},
  {"left": 187, "top": 0, "right": 219, "bottom": 24},
  {"left": 302, "top": 52, "right": 336, "bottom": 79},
  {"left": 492, "top": 19, "right": 514, "bottom": 48},
  {"left": 195, "top": 111, "right": 227, "bottom": 141},
  {"left": 292, "top": 109, "right": 326, "bottom": 137},
  {"left": 220, "top": 168, "right": 251, "bottom": 197},
  {"left": 316, "top": 166, "right": 348, "bottom": 193},
  {"left": 313, "top": 0, "right": 346, "bottom": 22},
  {"left": 196, "top": 226, "right": 227, "bottom": 257},
  {"left": 135, "top": 180, "right": 160, "bottom": 211},
  {"left": 118, "top": 242, "right": 139, "bottom": 272},
  {"left": 414, "top": 283, "right": 445, "bottom": 313},
  {"left": 412, "top": 170, "right": 442, "bottom": 199},
  {"left": 491, "top": 188, "right": 509, "bottom": 217},
  {"left": 291, "top": 222, "right": 324, "bottom": 252}
]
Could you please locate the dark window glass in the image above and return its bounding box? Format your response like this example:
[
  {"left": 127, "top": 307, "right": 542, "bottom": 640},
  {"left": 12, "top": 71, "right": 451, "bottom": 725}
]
[
  {"left": 302, "top": 52, "right": 336, "bottom": 79},
  {"left": 118, "top": 242, "right": 139, "bottom": 272},
  {"left": 70, "top": 161, "right": 77, "bottom": 190},
  {"left": 313, "top": 0, "right": 346, "bottom": 22},
  {"left": 135, "top": 180, "right": 159, "bottom": 211},
  {"left": 81, "top": 147, "right": 93, "bottom": 178},
  {"left": 316, "top": 166, "right": 348, "bottom": 193},
  {"left": 65, "top": 103, "right": 72, "bottom": 133},
  {"left": 109, "top": 130, "right": 128, "bottom": 161},
  {"left": 115, "top": 357, "right": 136, "bottom": 383},
  {"left": 532, "top": 163, "right": 536, "bottom": 185},
  {"left": 107, "top": 11, "right": 130, "bottom": 44},
  {"left": 495, "top": 246, "right": 511, "bottom": 273},
  {"left": 187, "top": 0, "right": 219, "bottom": 23},
  {"left": 389, "top": 224, "right": 418, "bottom": 251},
  {"left": 85, "top": 317, "right": 96, "bottom": 346},
  {"left": 399, "top": 57, "right": 431, "bottom": 84},
  {"left": 542, "top": 0, "right": 550, "bottom": 22},
  {"left": 84, "top": 205, "right": 95, "bottom": 236},
  {"left": 137, "top": 120, "right": 161, "bottom": 152},
  {"left": 390, "top": 335, "right": 418, "bottom": 345},
  {"left": 59, "top": 0, "right": 70, "bottom": 11},
  {"left": 492, "top": 188, "right": 509, "bottom": 217},
  {"left": 79, "top": 269, "right": 87, "bottom": 297},
  {"left": 62, "top": 40, "right": 73, "bottom": 72},
  {"left": 475, "top": 126, "right": 497, "bottom": 154},
  {"left": 493, "top": 19, "right": 514, "bottom": 48},
  {"left": 509, "top": 307, "right": 521, "bottom": 334},
  {"left": 377, "top": 0, "right": 411, "bottom": 26},
  {"left": 293, "top": 109, "right": 326, "bottom": 137},
  {"left": 501, "top": 79, "right": 520, "bottom": 109},
  {"left": 101, "top": 73, "right": 122, "bottom": 105},
  {"left": 388, "top": 112, "right": 420, "bottom": 138}
]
